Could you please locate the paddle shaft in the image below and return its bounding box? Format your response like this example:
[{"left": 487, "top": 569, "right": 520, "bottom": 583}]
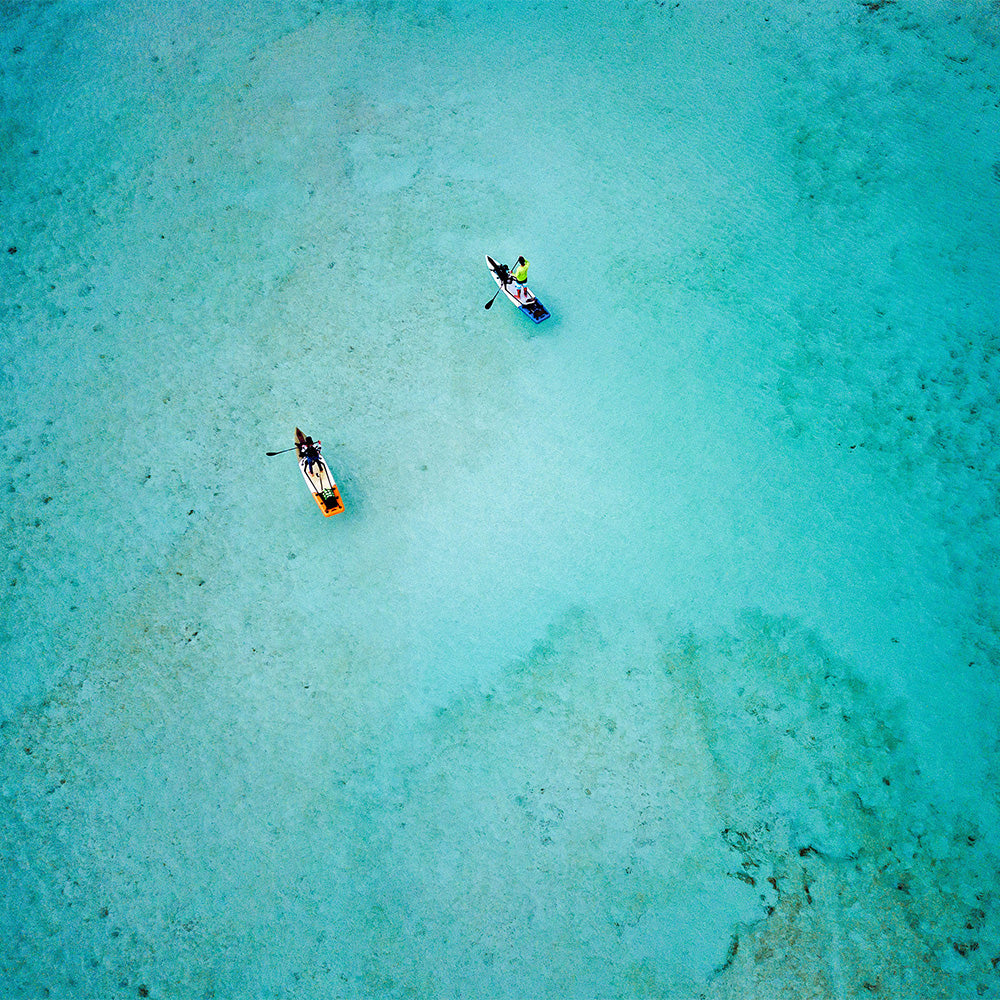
[{"left": 485, "top": 263, "right": 511, "bottom": 309}]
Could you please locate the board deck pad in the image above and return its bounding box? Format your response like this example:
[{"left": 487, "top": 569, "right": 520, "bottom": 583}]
[{"left": 486, "top": 255, "right": 551, "bottom": 323}]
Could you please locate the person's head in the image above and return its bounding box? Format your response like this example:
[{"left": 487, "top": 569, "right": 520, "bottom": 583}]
[{"left": 517, "top": 256, "right": 526, "bottom": 265}]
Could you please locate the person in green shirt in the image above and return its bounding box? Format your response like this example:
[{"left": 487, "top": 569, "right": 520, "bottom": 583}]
[{"left": 511, "top": 256, "right": 530, "bottom": 301}]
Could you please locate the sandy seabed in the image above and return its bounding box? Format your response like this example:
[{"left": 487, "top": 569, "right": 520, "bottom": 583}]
[{"left": 2, "top": 1, "right": 999, "bottom": 997}]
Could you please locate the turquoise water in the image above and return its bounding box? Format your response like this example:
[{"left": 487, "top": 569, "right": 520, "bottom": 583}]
[{"left": 2, "top": 1, "right": 999, "bottom": 996}]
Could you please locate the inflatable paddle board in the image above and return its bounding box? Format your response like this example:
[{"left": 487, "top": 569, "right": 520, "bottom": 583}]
[
  {"left": 295, "top": 427, "right": 344, "bottom": 517},
  {"left": 486, "top": 255, "right": 550, "bottom": 323}
]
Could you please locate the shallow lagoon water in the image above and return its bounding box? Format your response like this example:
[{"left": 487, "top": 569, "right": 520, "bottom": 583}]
[{"left": 2, "top": 1, "right": 999, "bottom": 997}]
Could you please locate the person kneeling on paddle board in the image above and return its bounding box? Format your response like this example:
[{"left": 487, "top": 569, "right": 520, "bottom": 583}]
[
  {"left": 298, "top": 435, "right": 323, "bottom": 475},
  {"left": 511, "top": 256, "right": 530, "bottom": 300}
]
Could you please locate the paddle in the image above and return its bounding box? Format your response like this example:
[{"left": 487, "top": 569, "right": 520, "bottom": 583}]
[
  {"left": 266, "top": 446, "right": 298, "bottom": 457},
  {"left": 485, "top": 262, "right": 511, "bottom": 309}
]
